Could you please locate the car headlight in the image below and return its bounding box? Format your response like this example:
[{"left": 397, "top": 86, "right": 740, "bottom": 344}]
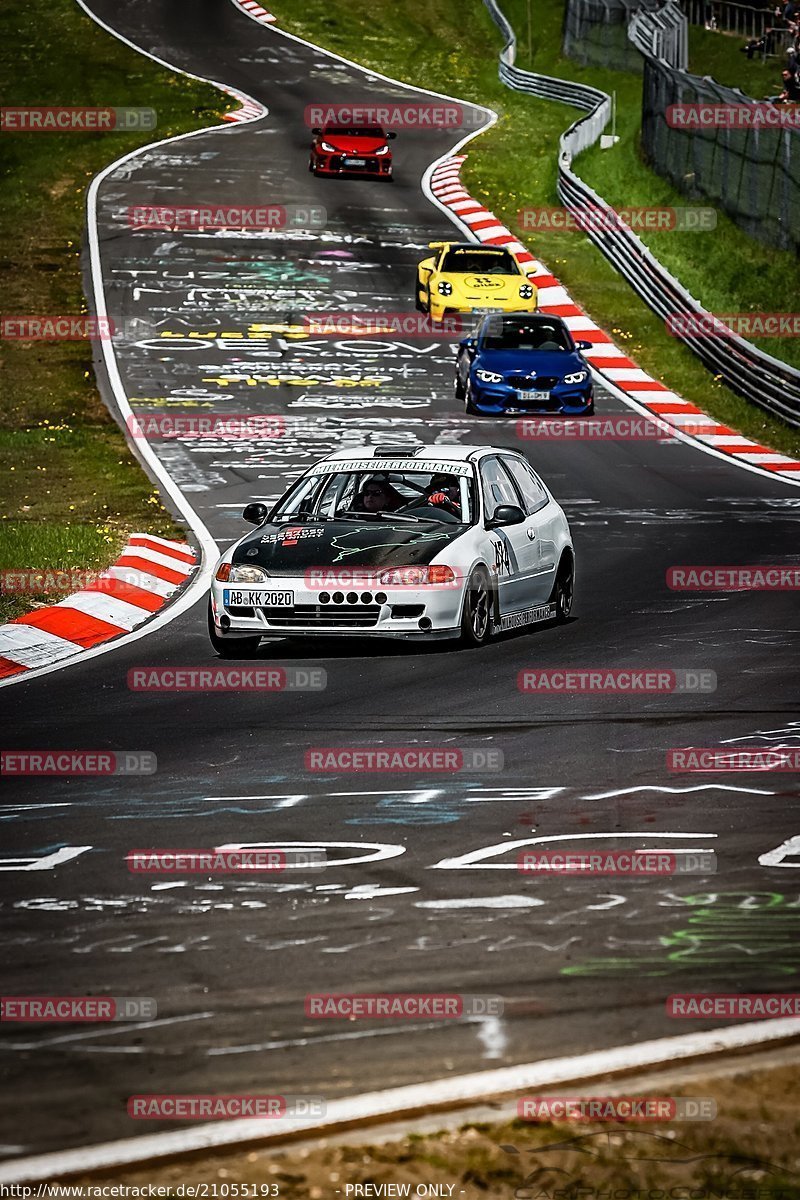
[
  {"left": 476, "top": 369, "right": 504, "bottom": 383},
  {"left": 378, "top": 565, "right": 457, "bottom": 586},
  {"left": 519, "top": 283, "right": 534, "bottom": 299},
  {"left": 320, "top": 141, "right": 336, "bottom": 152},
  {"left": 438, "top": 280, "right": 453, "bottom": 296},
  {"left": 563, "top": 370, "right": 588, "bottom": 384},
  {"left": 375, "top": 145, "right": 390, "bottom": 156},
  {"left": 223, "top": 564, "right": 270, "bottom": 583}
]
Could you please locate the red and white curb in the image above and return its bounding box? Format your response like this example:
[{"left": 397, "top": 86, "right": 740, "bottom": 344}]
[
  {"left": 229, "top": 0, "right": 277, "bottom": 27},
  {"left": 219, "top": 82, "right": 268, "bottom": 124},
  {"left": 429, "top": 156, "right": 800, "bottom": 479},
  {"left": 0, "top": 534, "right": 197, "bottom": 682}
]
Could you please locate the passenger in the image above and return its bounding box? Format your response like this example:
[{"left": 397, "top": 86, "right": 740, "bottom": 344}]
[{"left": 354, "top": 478, "right": 402, "bottom": 513}]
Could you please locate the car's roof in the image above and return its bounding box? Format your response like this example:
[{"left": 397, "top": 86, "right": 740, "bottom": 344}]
[{"left": 316, "top": 445, "right": 515, "bottom": 465}]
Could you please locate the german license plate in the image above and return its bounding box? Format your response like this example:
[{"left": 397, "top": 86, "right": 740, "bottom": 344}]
[
  {"left": 344, "top": 158, "right": 366, "bottom": 166},
  {"left": 515, "top": 389, "right": 550, "bottom": 401},
  {"left": 224, "top": 589, "right": 293, "bottom": 606}
]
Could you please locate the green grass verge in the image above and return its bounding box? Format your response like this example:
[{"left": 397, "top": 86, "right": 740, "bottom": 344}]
[
  {"left": 0, "top": 522, "right": 127, "bottom": 623},
  {"left": 0, "top": 0, "right": 233, "bottom": 623},
  {"left": 266, "top": 0, "right": 800, "bottom": 460}
]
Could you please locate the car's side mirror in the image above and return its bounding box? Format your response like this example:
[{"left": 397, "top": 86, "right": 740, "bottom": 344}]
[
  {"left": 487, "top": 504, "right": 525, "bottom": 528},
  {"left": 242, "top": 502, "right": 269, "bottom": 525},
  {"left": 575, "top": 340, "right": 592, "bottom": 351},
  {"left": 387, "top": 131, "right": 397, "bottom": 139},
  {"left": 459, "top": 337, "right": 477, "bottom": 354},
  {"left": 311, "top": 127, "right": 321, "bottom": 135},
  {"left": 419, "top": 265, "right": 432, "bottom": 276}
]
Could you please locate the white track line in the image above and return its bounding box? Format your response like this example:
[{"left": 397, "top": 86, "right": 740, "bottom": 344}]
[{"left": 2, "top": 1020, "right": 798, "bottom": 1182}]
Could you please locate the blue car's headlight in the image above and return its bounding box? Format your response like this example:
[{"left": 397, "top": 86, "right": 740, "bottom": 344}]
[
  {"left": 476, "top": 369, "right": 504, "bottom": 383},
  {"left": 563, "top": 370, "right": 588, "bottom": 384}
]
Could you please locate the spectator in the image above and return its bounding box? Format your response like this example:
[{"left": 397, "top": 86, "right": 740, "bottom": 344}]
[
  {"left": 772, "top": 66, "right": 800, "bottom": 100},
  {"left": 742, "top": 34, "right": 766, "bottom": 57},
  {"left": 783, "top": 0, "right": 796, "bottom": 22}
]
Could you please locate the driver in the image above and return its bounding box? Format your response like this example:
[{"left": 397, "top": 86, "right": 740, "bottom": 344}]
[{"left": 425, "top": 473, "right": 462, "bottom": 514}]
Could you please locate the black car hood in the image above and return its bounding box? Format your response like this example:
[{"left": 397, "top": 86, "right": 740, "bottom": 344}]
[{"left": 232, "top": 520, "right": 463, "bottom": 571}]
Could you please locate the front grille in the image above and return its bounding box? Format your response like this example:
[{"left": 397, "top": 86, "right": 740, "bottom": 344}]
[
  {"left": 506, "top": 375, "right": 559, "bottom": 389},
  {"left": 261, "top": 604, "right": 381, "bottom": 628}
]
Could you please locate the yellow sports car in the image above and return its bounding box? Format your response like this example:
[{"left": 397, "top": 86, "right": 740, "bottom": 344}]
[{"left": 415, "top": 241, "right": 538, "bottom": 323}]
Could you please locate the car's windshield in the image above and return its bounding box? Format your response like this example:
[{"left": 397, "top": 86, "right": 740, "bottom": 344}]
[
  {"left": 271, "top": 466, "right": 476, "bottom": 525},
  {"left": 440, "top": 248, "right": 520, "bottom": 276},
  {"left": 481, "top": 316, "right": 573, "bottom": 352},
  {"left": 324, "top": 126, "right": 385, "bottom": 138}
]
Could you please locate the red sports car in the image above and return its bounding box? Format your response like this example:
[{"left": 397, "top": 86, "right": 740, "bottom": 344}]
[{"left": 309, "top": 124, "right": 395, "bottom": 180}]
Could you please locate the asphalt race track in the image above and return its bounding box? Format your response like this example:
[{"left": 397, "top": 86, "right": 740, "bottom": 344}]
[{"left": 1, "top": 0, "right": 799, "bottom": 1162}]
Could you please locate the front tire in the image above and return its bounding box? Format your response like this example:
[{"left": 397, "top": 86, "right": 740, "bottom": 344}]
[
  {"left": 207, "top": 600, "right": 262, "bottom": 658},
  {"left": 464, "top": 377, "right": 480, "bottom": 415},
  {"left": 415, "top": 282, "right": 428, "bottom": 314},
  {"left": 454, "top": 365, "right": 466, "bottom": 401},
  {"left": 460, "top": 568, "right": 492, "bottom": 647},
  {"left": 549, "top": 554, "right": 575, "bottom": 622}
]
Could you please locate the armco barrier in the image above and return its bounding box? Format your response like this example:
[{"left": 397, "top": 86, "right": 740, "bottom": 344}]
[{"left": 483, "top": 0, "right": 800, "bottom": 428}]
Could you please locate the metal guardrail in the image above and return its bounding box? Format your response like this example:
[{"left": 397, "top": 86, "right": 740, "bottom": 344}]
[
  {"left": 680, "top": 0, "right": 771, "bottom": 40},
  {"left": 629, "top": 1, "right": 688, "bottom": 66},
  {"left": 482, "top": 0, "right": 800, "bottom": 427}
]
